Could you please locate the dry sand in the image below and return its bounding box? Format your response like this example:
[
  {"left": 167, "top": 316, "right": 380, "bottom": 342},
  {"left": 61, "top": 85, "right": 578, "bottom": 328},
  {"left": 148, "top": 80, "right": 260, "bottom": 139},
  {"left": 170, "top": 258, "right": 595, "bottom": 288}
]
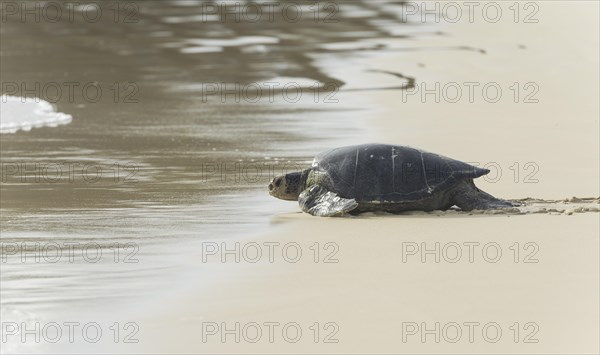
[{"left": 103, "top": 2, "right": 598, "bottom": 354}]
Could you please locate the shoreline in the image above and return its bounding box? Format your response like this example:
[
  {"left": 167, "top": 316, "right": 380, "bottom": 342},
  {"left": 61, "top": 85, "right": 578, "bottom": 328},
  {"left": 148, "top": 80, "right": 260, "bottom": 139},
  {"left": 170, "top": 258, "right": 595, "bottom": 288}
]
[
  {"left": 135, "top": 212, "right": 598, "bottom": 354},
  {"left": 55, "top": 1, "right": 599, "bottom": 354}
]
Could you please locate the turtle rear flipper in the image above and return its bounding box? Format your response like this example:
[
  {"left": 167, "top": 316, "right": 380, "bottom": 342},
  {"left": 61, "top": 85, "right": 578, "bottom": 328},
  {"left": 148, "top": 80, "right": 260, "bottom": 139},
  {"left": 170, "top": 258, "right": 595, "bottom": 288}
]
[
  {"left": 299, "top": 185, "right": 358, "bottom": 217},
  {"left": 452, "top": 180, "right": 517, "bottom": 211}
]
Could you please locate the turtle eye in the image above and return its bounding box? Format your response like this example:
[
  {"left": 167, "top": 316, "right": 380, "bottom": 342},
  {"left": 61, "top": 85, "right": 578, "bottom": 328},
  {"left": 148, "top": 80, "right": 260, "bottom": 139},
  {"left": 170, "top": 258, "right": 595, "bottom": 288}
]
[{"left": 275, "top": 178, "right": 282, "bottom": 187}]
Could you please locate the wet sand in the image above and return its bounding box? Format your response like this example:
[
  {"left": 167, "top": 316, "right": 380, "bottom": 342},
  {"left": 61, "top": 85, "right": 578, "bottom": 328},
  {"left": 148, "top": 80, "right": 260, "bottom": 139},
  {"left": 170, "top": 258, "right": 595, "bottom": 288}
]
[
  {"left": 1, "top": 1, "right": 598, "bottom": 354},
  {"left": 115, "top": 2, "right": 600, "bottom": 354},
  {"left": 0, "top": 1, "right": 433, "bottom": 353},
  {"left": 128, "top": 213, "right": 598, "bottom": 354}
]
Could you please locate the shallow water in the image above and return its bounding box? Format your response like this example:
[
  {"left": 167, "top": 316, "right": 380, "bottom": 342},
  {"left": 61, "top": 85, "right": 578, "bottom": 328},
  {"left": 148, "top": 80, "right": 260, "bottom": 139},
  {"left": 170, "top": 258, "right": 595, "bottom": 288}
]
[{"left": 0, "top": 1, "right": 440, "bottom": 352}]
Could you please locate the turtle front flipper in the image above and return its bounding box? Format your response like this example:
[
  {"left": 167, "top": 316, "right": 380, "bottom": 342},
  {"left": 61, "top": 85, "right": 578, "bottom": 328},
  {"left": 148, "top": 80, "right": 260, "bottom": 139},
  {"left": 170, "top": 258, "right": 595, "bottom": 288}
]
[{"left": 298, "top": 185, "right": 358, "bottom": 217}]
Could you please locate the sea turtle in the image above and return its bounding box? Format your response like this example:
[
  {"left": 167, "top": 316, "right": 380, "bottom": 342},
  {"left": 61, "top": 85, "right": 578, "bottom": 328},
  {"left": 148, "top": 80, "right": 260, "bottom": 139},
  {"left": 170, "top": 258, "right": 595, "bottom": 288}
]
[{"left": 268, "top": 144, "right": 515, "bottom": 217}]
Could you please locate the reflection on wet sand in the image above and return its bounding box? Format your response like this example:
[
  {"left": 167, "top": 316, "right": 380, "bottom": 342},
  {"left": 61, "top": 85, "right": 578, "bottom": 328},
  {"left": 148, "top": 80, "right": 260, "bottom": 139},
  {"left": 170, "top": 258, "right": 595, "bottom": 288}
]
[{"left": 0, "top": 0, "right": 441, "bottom": 334}]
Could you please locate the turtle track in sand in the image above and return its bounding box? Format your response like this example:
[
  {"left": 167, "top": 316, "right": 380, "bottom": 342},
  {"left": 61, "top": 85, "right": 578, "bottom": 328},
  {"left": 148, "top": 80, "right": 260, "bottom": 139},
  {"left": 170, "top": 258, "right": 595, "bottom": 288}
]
[
  {"left": 360, "top": 197, "right": 600, "bottom": 217},
  {"left": 500, "top": 197, "right": 600, "bottom": 216}
]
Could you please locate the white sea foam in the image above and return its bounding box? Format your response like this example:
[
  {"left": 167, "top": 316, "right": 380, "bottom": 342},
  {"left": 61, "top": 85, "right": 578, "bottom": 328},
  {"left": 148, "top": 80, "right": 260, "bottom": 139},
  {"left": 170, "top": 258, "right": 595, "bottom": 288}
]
[{"left": 0, "top": 95, "right": 72, "bottom": 134}]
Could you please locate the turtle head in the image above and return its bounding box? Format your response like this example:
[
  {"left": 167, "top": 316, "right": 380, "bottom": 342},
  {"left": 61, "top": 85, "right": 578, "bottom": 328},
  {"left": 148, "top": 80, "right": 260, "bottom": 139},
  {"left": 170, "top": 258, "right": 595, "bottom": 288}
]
[{"left": 268, "top": 172, "right": 304, "bottom": 201}]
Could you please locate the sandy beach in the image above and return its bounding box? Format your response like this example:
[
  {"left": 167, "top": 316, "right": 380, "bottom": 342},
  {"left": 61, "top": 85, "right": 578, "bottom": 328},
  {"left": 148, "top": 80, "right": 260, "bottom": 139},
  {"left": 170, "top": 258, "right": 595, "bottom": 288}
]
[
  {"left": 106, "top": 2, "right": 599, "bottom": 354},
  {"left": 1, "top": 1, "right": 598, "bottom": 354}
]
